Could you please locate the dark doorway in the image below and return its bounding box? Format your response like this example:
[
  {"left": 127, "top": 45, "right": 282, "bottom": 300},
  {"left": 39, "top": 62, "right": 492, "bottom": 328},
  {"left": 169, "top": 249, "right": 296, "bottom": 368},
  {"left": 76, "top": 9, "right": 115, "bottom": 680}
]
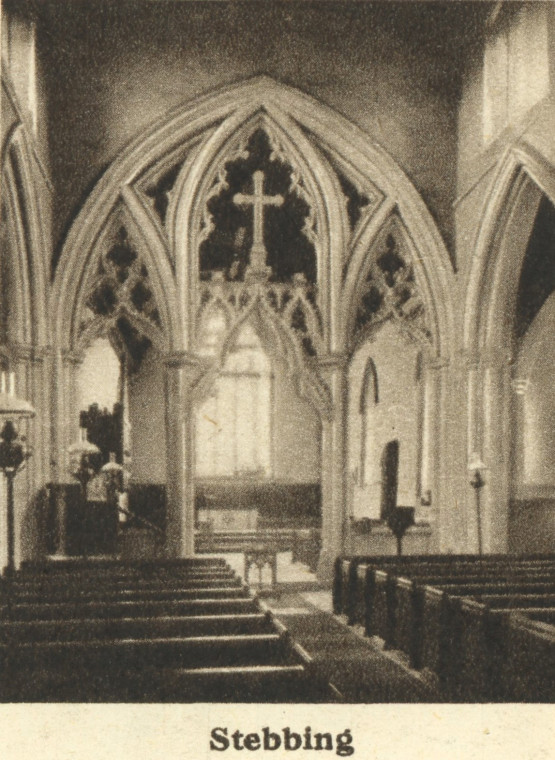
[{"left": 380, "top": 440, "right": 399, "bottom": 520}]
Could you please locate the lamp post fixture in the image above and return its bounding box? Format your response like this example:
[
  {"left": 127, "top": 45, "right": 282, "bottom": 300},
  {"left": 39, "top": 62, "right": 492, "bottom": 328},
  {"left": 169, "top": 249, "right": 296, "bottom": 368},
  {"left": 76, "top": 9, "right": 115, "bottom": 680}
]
[
  {"left": 468, "top": 453, "right": 487, "bottom": 556},
  {"left": 0, "top": 371, "right": 35, "bottom": 576},
  {"left": 101, "top": 453, "right": 123, "bottom": 506},
  {"left": 68, "top": 429, "right": 100, "bottom": 499}
]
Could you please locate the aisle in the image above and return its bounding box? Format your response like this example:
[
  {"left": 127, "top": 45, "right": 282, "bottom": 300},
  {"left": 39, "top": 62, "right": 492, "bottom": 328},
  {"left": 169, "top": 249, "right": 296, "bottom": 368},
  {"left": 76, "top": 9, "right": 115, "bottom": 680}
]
[{"left": 264, "top": 590, "right": 439, "bottom": 703}]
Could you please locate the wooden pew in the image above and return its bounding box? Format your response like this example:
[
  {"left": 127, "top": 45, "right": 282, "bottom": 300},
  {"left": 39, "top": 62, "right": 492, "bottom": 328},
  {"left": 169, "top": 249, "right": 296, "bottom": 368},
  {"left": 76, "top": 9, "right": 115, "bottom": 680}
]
[
  {"left": 4, "top": 579, "right": 246, "bottom": 605},
  {"left": 2, "top": 596, "right": 261, "bottom": 622},
  {"left": 335, "top": 554, "right": 464, "bottom": 619},
  {"left": 1, "top": 557, "right": 343, "bottom": 703},
  {"left": 5, "top": 568, "right": 237, "bottom": 592},
  {"left": 502, "top": 609, "right": 555, "bottom": 702},
  {"left": 356, "top": 557, "right": 553, "bottom": 637},
  {"left": 369, "top": 560, "right": 554, "bottom": 649},
  {"left": 334, "top": 553, "right": 554, "bottom": 620},
  {"left": 393, "top": 566, "right": 555, "bottom": 661},
  {"left": 419, "top": 589, "right": 555, "bottom": 696},
  {"left": 449, "top": 598, "right": 555, "bottom": 701},
  {"left": 1, "top": 632, "right": 290, "bottom": 672},
  {"left": 0, "top": 612, "right": 275, "bottom": 643}
]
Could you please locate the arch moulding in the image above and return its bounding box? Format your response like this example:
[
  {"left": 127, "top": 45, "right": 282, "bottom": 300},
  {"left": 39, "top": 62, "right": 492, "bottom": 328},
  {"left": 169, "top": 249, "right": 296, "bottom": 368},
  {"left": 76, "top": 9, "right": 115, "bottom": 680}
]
[
  {"left": 50, "top": 76, "right": 456, "bottom": 568},
  {"left": 52, "top": 75, "right": 455, "bottom": 361},
  {"left": 463, "top": 141, "right": 555, "bottom": 554}
]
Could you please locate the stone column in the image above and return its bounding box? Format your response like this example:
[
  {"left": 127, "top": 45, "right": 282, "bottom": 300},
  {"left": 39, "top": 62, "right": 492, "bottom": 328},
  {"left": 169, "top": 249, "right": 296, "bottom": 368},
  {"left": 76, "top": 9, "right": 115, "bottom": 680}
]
[
  {"left": 164, "top": 352, "right": 205, "bottom": 557},
  {"left": 51, "top": 349, "right": 83, "bottom": 555},
  {"left": 317, "top": 354, "right": 348, "bottom": 583},
  {"left": 7, "top": 344, "right": 53, "bottom": 566},
  {"left": 433, "top": 353, "right": 471, "bottom": 554},
  {"left": 481, "top": 349, "right": 512, "bottom": 553},
  {"left": 417, "top": 356, "right": 442, "bottom": 535}
]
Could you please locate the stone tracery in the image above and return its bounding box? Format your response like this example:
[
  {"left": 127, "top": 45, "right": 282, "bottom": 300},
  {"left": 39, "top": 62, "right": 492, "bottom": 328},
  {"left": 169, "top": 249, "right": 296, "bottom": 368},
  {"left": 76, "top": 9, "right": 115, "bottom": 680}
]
[
  {"left": 78, "top": 224, "right": 163, "bottom": 367},
  {"left": 352, "top": 229, "right": 431, "bottom": 349}
]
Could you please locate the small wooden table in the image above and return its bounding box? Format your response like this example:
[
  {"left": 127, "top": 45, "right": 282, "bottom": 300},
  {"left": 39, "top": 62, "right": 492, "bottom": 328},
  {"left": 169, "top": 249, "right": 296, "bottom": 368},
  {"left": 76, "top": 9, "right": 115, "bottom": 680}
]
[{"left": 244, "top": 544, "right": 278, "bottom": 588}]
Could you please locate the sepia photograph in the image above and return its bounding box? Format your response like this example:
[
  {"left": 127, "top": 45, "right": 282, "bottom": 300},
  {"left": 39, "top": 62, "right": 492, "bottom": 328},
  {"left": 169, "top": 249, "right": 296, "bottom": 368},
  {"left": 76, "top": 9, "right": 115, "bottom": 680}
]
[{"left": 0, "top": 0, "right": 554, "bottom": 755}]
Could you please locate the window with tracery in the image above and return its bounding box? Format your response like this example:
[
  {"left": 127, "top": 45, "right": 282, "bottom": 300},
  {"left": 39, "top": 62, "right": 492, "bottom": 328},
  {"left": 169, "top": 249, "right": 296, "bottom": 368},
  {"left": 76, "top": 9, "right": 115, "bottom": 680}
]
[{"left": 195, "top": 317, "right": 272, "bottom": 478}]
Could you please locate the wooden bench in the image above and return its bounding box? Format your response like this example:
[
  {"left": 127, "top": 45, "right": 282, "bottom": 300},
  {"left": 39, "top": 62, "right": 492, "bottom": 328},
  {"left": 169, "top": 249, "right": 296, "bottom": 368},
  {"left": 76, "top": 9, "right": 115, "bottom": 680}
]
[
  {"left": 1, "top": 557, "right": 342, "bottom": 703},
  {"left": 502, "top": 609, "right": 555, "bottom": 702},
  {"left": 334, "top": 553, "right": 553, "bottom": 620},
  {"left": 448, "top": 597, "right": 555, "bottom": 701},
  {"left": 392, "top": 567, "right": 555, "bottom": 660}
]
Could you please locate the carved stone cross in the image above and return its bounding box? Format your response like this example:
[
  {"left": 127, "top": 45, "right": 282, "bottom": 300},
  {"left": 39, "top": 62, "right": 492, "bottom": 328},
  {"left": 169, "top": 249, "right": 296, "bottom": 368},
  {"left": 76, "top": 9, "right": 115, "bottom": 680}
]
[{"left": 233, "top": 170, "right": 283, "bottom": 278}]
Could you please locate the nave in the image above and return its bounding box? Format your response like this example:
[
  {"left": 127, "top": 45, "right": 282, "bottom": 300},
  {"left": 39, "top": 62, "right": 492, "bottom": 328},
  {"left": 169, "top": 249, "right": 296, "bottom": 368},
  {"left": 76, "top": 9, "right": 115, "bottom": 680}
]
[
  {"left": 1, "top": 550, "right": 553, "bottom": 703},
  {"left": 0, "top": 556, "right": 337, "bottom": 703}
]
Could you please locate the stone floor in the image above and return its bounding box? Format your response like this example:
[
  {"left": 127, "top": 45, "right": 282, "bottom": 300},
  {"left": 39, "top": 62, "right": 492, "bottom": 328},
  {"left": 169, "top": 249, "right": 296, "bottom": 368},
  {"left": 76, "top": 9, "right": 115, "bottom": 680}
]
[{"left": 203, "top": 550, "right": 319, "bottom": 587}]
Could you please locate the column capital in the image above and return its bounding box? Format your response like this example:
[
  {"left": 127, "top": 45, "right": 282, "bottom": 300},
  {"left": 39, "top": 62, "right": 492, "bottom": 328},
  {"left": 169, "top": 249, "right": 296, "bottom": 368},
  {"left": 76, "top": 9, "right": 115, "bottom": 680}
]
[
  {"left": 164, "top": 351, "right": 206, "bottom": 370},
  {"left": 61, "top": 348, "right": 85, "bottom": 366},
  {"left": 317, "top": 353, "right": 349, "bottom": 372},
  {"left": 424, "top": 354, "right": 451, "bottom": 372},
  {"left": 1, "top": 342, "right": 55, "bottom": 363}
]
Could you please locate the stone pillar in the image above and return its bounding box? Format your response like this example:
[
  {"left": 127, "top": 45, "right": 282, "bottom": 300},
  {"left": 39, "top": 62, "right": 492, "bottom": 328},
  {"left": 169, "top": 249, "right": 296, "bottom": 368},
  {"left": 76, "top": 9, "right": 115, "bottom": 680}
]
[
  {"left": 51, "top": 350, "right": 83, "bottom": 555},
  {"left": 433, "top": 353, "right": 471, "bottom": 554},
  {"left": 164, "top": 352, "right": 204, "bottom": 557},
  {"left": 317, "top": 354, "right": 348, "bottom": 583},
  {"left": 418, "top": 356, "right": 442, "bottom": 533},
  {"left": 6, "top": 344, "right": 53, "bottom": 566},
  {"left": 481, "top": 350, "right": 512, "bottom": 553}
]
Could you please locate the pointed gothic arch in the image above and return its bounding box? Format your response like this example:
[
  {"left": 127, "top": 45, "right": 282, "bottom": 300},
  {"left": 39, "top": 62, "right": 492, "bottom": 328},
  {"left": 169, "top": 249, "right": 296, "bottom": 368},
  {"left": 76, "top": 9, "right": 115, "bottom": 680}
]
[
  {"left": 464, "top": 141, "right": 555, "bottom": 553},
  {"left": 464, "top": 142, "right": 555, "bottom": 355},
  {"left": 1, "top": 124, "right": 49, "bottom": 349},
  {"left": 50, "top": 76, "right": 454, "bottom": 570},
  {"left": 53, "top": 76, "right": 454, "bottom": 359}
]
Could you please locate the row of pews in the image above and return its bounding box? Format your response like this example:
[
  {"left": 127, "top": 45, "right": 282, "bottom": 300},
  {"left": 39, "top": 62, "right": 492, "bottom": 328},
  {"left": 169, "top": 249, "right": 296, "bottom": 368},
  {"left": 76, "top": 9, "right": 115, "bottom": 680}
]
[
  {"left": 334, "top": 553, "right": 555, "bottom": 702},
  {"left": 0, "top": 557, "right": 339, "bottom": 702}
]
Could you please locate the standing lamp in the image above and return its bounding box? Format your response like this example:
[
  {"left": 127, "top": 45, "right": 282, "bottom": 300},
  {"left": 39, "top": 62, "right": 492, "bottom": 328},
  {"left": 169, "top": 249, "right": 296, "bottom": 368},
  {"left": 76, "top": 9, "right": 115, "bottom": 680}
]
[
  {"left": 468, "top": 453, "right": 487, "bottom": 555},
  {"left": 68, "top": 428, "right": 100, "bottom": 498},
  {"left": 101, "top": 454, "right": 123, "bottom": 504},
  {"left": 386, "top": 506, "right": 415, "bottom": 556},
  {"left": 0, "top": 372, "right": 35, "bottom": 576}
]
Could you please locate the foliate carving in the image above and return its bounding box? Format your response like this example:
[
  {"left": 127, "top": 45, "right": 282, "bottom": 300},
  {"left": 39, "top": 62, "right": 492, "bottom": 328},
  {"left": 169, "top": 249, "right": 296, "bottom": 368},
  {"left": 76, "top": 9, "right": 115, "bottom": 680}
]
[
  {"left": 264, "top": 121, "right": 318, "bottom": 247},
  {"left": 354, "top": 233, "right": 430, "bottom": 346},
  {"left": 337, "top": 171, "right": 373, "bottom": 232}
]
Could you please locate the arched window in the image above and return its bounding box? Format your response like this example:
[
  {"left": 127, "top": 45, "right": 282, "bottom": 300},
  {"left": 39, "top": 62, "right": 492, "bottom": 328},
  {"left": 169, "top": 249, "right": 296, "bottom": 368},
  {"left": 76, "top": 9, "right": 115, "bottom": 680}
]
[
  {"left": 196, "top": 319, "right": 272, "bottom": 478},
  {"left": 359, "top": 357, "right": 379, "bottom": 485}
]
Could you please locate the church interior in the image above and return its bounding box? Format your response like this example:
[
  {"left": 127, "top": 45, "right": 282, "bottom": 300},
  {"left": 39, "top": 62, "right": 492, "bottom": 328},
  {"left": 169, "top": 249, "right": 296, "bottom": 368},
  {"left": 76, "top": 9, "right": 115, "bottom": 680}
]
[{"left": 0, "top": 0, "right": 554, "bottom": 702}]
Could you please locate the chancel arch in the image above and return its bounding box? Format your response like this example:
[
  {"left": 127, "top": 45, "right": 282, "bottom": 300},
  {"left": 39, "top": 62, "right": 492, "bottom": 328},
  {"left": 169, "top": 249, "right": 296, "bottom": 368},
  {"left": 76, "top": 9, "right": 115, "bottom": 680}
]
[{"left": 52, "top": 76, "right": 454, "bottom": 574}]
